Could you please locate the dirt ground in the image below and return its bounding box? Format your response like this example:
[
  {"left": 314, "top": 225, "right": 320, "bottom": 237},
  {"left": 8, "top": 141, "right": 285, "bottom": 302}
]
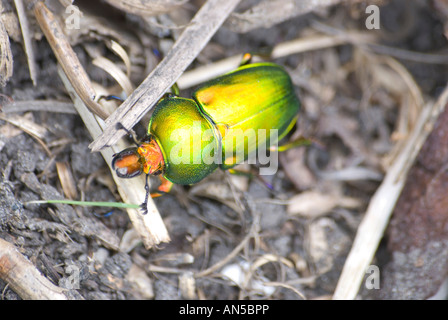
[{"left": 1, "top": 0, "right": 448, "bottom": 300}]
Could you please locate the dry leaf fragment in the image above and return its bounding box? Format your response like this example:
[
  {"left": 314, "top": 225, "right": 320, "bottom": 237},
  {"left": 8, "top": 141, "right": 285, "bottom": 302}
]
[
  {"left": 287, "top": 190, "right": 361, "bottom": 218},
  {"left": 126, "top": 264, "right": 154, "bottom": 299},
  {"left": 179, "top": 272, "right": 197, "bottom": 299},
  {"left": 221, "top": 260, "right": 276, "bottom": 296},
  {"left": 0, "top": 112, "right": 47, "bottom": 139},
  {"left": 119, "top": 228, "right": 142, "bottom": 253},
  {"left": 92, "top": 56, "right": 134, "bottom": 96},
  {"left": 280, "top": 147, "right": 316, "bottom": 190},
  {"left": 56, "top": 161, "right": 78, "bottom": 200},
  {"left": 308, "top": 217, "right": 351, "bottom": 275}
]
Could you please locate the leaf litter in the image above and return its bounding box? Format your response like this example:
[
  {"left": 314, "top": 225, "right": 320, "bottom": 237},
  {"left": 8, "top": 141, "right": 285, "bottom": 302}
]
[{"left": 0, "top": 0, "right": 448, "bottom": 300}]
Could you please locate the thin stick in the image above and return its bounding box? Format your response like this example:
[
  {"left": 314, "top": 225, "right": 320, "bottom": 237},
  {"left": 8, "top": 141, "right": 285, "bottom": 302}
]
[
  {"left": 27, "top": 199, "right": 140, "bottom": 209},
  {"left": 2, "top": 100, "right": 76, "bottom": 114},
  {"left": 0, "top": 238, "right": 70, "bottom": 300},
  {"left": 89, "top": 0, "right": 242, "bottom": 152},
  {"left": 333, "top": 84, "right": 448, "bottom": 300}
]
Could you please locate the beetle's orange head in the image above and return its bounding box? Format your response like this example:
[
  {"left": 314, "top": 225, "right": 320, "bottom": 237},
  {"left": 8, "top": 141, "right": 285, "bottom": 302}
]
[{"left": 112, "top": 135, "right": 165, "bottom": 178}]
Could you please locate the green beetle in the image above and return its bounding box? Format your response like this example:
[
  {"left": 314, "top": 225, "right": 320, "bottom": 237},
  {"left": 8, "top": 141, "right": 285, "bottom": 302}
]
[{"left": 112, "top": 56, "right": 300, "bottom": 212}]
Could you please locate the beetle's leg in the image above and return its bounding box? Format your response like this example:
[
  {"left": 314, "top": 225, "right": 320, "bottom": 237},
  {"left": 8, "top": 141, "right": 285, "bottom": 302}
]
[
  {"left": 228, "top": 168, "right": 273, "bottom": 190},
  {"left": 157, "top": 84, "right": 180, "bottom": 103},
  {"left": 239, "top": 49, "right": 273, "bottom": 66},
  {"left": 158, "top": 176, "right": 174, "bottom": 193},
  {"left": 170, "top": 83, "right": 180, "bottom": 96},
  {"left": 277, "top": 117, "right": 297, "bottom": 141},
  {"left": 140, "top": 174, "right": 172, "bottom": 214},
  {"left": 115, "top": 122, "right": 140, "bottom": 147},
  {"left": 156, "top": 91, "right": 178, "bottom": 106},
  {"left": 158, "top": 92, "right": 175, "bottom": 102},
  {"left": 99, "top": 95, "right": 141, "bottom": 145},
  {"left": 139, "top": 174, "right": 151, "bottom": 215},
  {"left": 270, "top": 136, "right": 312, "bottom": 152},
  {"left": 150, "top": 176, "right": 173, "bottom": 198},
  {"left": 239, "top": 53, "right": 253, "bottom": 66},
  {"left": 156, "top": 83, "right": 180, "bottom": 105},
  {"left": 269, "top": 116, "right": 313, "bottom": 152},
  {"left": 99, "top": 95, "right": 125, "bottom": 102}
]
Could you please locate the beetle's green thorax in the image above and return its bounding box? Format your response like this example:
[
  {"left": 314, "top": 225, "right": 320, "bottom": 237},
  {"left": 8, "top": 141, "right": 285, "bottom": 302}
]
[
  {"left": 149, "top": 96, "right": 221, "bottom": 185},
  {"left": 193, "top": 62, "right": 300, "bottom": 169}
]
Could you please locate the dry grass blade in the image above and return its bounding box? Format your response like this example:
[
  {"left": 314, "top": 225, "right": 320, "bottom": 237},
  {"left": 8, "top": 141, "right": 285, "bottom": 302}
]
[
  {"left": 367, "top": 43, "right": 448, "bottom": 64},
  {"left": 56, "top": 161, "right": 78, "bottom": 200},
  {"left": 226, "top": 0, "right": 341, "bottom": 33},
  {"left": 333, "top": 84, "right": 448, "bottom": 300},
  {"left": 57, "top": 65, "right": 170, "bottom": 249},
  {"left": 109, "top": 40, "right": 132, "bottom": 78},
  {"left": 263, "top": 281, "right": 307, "bottom": 300},
  {"left": 14, "top": 0, "right": 37, "bottom": 85},
  {"left": 92, "top": 56, "right": 134, "bottom": 96},
  {"left": 89, "top": 0, "right": 242, "bottom": 152},
  {"left": 0, "top": 112, "right": 51, "bottom": 156},
  {"left": 0, "top": 19, "right": 13, "bottom": 87},
  {"left": 0, "top": 112, "right": 46, "bottom": 139},
  {"left": 34, "top": 2, "right": 109, "bottom": 120},
  {"left": 104, "top": 0, "right": 188, "bottom": 17},
  {"left": 2, "top": 100, "right": 76, "bottom": 114}
]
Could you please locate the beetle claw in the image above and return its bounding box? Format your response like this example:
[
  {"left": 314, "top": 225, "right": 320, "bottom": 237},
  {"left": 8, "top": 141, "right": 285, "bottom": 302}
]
[{"left": 139, "top": 201, "right": 148, "bottom": 215}]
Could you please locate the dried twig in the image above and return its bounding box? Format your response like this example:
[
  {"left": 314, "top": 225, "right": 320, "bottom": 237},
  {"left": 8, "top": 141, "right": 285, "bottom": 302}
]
[
  {"left": 0, "top": 238, "right": 74, "bottom": 300},
  {"left": 34, "top": 2, "right": 109, "bottom": 120},
  {"left": 333, "top": 84, "right": 448, "bottom": 300},
  {"left": 89, "top": 0, "right": 242, "bottom": 152},
  {"left": 2, "top": 100, "right": 76, "bottom": 114}
]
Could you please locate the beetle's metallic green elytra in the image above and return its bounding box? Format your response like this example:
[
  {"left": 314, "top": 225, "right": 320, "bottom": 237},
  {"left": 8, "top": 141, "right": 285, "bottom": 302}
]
[{"left": 112, "top": 61, "right": 300, "bottom": 197}]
